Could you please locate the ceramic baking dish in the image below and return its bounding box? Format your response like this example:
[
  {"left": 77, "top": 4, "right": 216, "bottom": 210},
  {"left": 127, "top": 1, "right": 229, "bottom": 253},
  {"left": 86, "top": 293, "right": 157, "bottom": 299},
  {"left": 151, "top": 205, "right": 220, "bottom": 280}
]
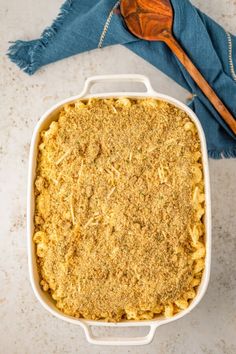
[{"left": 27, "top": 74, "right": 211, "bottom": 346}]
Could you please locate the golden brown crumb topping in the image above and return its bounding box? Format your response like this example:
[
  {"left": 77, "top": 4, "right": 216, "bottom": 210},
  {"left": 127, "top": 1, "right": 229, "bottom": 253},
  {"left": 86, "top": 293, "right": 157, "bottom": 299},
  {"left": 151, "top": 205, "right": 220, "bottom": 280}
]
[{"left": 34, "top": 98, "right": 205, "bottom": 321}]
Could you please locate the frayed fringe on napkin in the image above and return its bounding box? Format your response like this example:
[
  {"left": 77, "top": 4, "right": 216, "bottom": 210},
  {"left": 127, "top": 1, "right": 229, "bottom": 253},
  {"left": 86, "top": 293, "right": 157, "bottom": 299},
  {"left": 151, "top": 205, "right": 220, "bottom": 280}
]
[{"left": 8, "top": 0, "right": 73, "bottom": 75}]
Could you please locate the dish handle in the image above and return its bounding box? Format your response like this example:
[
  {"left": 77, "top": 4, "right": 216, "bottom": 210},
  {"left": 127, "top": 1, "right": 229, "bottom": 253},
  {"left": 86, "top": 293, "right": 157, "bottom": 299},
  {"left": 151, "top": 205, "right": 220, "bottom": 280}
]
[
  {"left": 79, "top": 74, "right": 156, "bottom": 97},
  {"left": 81, "top": 323, "right": 158, "bottom": 346}
]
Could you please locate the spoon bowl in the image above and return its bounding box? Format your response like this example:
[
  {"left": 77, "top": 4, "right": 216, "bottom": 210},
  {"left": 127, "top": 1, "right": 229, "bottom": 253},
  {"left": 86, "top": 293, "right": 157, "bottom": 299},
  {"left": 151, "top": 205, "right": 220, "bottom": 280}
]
[{"left": 121, "top": 0, "right": 173, "bottom": 41}]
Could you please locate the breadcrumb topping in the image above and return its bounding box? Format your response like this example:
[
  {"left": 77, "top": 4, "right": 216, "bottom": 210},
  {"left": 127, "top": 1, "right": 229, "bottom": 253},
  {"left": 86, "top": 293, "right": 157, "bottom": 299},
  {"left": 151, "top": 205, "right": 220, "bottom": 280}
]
[{"left": 34, "top": 98, "right": 205, "bottom": 322}]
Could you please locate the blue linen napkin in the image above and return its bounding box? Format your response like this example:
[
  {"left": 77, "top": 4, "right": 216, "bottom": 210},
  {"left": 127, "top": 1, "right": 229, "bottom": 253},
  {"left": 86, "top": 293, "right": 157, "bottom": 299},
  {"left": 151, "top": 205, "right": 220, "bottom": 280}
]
[{"left": 8, "top": 0, "right": 236, "bottom": 158}]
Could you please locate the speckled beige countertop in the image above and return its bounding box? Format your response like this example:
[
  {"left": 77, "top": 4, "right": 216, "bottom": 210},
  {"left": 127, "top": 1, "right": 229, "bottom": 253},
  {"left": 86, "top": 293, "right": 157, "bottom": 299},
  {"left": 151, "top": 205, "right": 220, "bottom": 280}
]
[{"left": 0, "top": 0, "right": 236, "bottom": 353}]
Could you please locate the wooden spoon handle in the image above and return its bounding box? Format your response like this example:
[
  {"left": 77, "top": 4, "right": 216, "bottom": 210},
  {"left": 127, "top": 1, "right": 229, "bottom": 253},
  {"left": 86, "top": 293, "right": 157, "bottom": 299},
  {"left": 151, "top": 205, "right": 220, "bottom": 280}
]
[{"left": 163, "top": 33, "right": 236, "bottom": 135}]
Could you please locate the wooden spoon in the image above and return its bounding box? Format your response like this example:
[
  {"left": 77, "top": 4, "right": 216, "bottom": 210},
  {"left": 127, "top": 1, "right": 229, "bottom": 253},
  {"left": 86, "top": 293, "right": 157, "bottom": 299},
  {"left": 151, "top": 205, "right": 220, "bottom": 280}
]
[{"left": 120, "top": 0, "right": 236, "bottom": 135}]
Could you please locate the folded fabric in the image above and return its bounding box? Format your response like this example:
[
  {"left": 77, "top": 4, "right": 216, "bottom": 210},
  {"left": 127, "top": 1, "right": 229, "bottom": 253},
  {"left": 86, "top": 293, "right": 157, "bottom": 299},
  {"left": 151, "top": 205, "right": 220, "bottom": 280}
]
[{"left": 8, "top": 0, "right": 236, "bottom": 158}]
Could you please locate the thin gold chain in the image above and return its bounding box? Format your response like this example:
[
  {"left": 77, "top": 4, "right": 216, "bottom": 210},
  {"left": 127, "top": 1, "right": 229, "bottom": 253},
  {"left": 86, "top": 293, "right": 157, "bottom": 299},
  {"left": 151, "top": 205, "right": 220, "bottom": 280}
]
[
  {"left": 226, "top": 31, "right": 236, "bottom": 82},
  {"left": 98, "top": 1, "right": 120, "bottom": 49}
]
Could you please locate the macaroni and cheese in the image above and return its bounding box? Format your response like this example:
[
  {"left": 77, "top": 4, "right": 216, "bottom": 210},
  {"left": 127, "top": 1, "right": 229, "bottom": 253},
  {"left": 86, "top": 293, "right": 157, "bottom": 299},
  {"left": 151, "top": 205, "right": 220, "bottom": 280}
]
[{"left": 34, "top": 98, "right": 205, "bottom": 322}]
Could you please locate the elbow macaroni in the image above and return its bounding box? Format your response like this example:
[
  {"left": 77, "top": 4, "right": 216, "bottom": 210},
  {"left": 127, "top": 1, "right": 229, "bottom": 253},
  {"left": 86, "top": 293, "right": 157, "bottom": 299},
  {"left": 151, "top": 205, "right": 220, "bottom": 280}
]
[{"left": 33, "top": 98, "right": 206, "bottom": 321}]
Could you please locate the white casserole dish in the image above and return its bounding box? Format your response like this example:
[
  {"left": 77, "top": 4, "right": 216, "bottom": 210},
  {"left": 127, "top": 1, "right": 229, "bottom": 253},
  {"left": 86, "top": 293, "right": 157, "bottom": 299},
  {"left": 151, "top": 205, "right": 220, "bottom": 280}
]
[{"left": 27, "top": 74, "right": 211, "bottom": 346}]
